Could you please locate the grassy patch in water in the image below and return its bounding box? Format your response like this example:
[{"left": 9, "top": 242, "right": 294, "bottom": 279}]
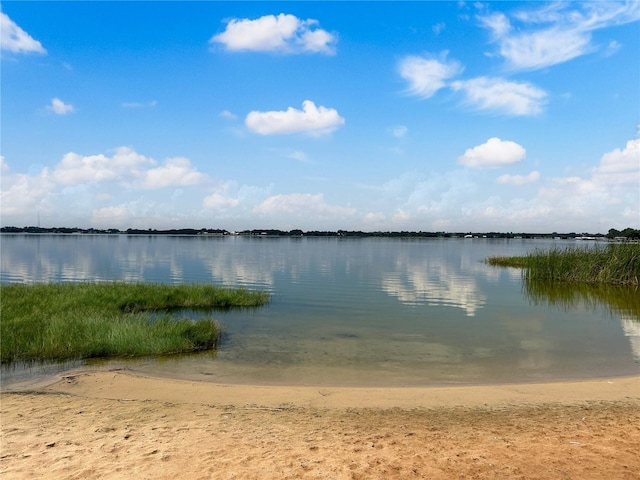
[
  {"left": 486, "top": 243, "right": 640, "bottom": 285},
  {"left": 0, "top": 282, "right": 270, "bottom": 364}
]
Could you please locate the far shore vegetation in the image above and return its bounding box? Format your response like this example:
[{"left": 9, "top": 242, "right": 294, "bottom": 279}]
[
  {"left": 0, "top": 283, "right": 270, "bottom": 365},
  {"left": 2, "top": 226, "right": 639, "bottom": 240},
  {"left": 487, "top": 243, "right": 640, "bottom": 286}
]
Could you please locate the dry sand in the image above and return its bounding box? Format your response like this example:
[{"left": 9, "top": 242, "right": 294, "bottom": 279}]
[{"left": 1, "top": 370, "right": 639, "bottom": 479}]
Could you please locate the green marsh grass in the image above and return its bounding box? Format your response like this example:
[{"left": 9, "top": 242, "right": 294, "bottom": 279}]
[
  {"left": 0, "top": 282, "right": 270, "bottom": 364},
  {"left": 487, "top": 243, "right": 640, "bottom": 285}
]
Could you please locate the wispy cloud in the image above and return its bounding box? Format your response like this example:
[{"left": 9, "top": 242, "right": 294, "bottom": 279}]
[
  {"left": 48, "top": 98, "right": 75, "bottom": 115},
  {"left": 254, "top": 193, "right": 356, "bottom": 218},
  {"left": 478, "top": 2, "right": 640, "bottom": 71},
  {"left": 210, "top": 13, "right": 336, "bottom": 55},
  {"left": 399, "top": 53, "right": 463, "bottom": 98},
  {"left": 390, "top": 125, "right": 408, "bottom": 138},
  {"left": 450, "top": 77, "right": 547, "bottom": 116},
  {"left": 245, "top": 100, "right": 345, "bottom": 136},
  {"left": 0, "top": 12, "right": 46, "bottom": 54},
  {"left": 288, "top": 151, "right": 311, "bottom": 163},
  {"left": 121, "top": 100, "right": 158, "bottom": 108},
  {"left": 219, "top": 110, "right": 237, "bottom": 119},
  {"left": 496, "top": 171, "right": 540, "bottom": 185}
]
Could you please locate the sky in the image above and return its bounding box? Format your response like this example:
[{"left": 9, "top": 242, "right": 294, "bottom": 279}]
[{"left": 1, "top": 1, "right": 639, "bottom": 233}]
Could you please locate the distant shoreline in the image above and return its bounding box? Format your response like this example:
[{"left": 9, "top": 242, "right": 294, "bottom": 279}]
[{"left": 2, "top": 226, "right": 638, "bottom": 241}]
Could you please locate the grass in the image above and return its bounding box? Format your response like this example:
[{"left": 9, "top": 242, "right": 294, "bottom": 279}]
[
  {"left": 486, "top": 243, "right": 640, "bottom": 285},
  {"left": 0, "top": 282, "right": 270, "bottom": 364}
]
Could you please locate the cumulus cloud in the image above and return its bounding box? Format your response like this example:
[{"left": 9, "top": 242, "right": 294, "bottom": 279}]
[
  {"left": 52, "top": 147, "right": 206, "bottom": 189},
  {"left": 478, "top": 2, "right": 640, "bottom": 70},
  {"left": 140, "top": 157, "right": 206, "bottom": 189},
  {"left": 496, "top": 171, "right": 540, "bottom": 185},
  {"left": 210, "top": 13, "right": 336, "bottom": 54},
  {"left": 450, "top": 77, "right": 547, "bottom": 116},
  {"left": 245, "top": 100, "right": 345, "bottom": 136},
  {"left": 591, "top": 137, "right": 640, "bottom": 186},
  {"left": 0, "top": 12, "right": 46, "bottom": 54},
  {"left": 0, "top": 161, "right": 55, "bottom": 216},
  {"left": 254, "top": 193, "right": 356, "bottom": 218},
  {"left": 458, "top": 137, "right": 526, "bottom": 168},
  {"left": 399, "top": 53, "right": 463, "bottom": 98},
  {"left": 53, "top": 147, "right": 153, "bottom": 185},
  {"left": 48, "top": 98, "right": 75, "bottom": 115}
]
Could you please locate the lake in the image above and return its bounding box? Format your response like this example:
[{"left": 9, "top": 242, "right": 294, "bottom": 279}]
[{"left": 1, "top": 234, "right": 638, "bottom": 388}]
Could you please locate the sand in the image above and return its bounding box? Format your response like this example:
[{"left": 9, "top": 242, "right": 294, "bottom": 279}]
[{"left": 1, "top": 370, "right": 639, "bottom": 479}]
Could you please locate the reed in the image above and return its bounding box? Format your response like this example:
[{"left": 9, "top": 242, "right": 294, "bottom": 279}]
[
  {"left": 487, "top": 243, "right": 640, "bottom": 285},
  {"left": 0, "top": 282, "right": 270, "bottom": 364}
]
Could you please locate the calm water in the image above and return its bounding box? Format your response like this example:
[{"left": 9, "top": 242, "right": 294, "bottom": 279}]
[{"left": 1, "top": 234, "right": 638, "bottom": 388}]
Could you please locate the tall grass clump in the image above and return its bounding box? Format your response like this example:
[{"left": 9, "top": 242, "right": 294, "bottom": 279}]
[
  {"left": 0, "top": 282, "right": 269, "bottom": 364},
  {"left": 487, "top": 243, "right": 639, "bottom": 285}
]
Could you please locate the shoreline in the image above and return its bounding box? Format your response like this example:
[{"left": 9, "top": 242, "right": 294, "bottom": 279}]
[
  {"left": 2, "top": 371, "right": 639, "bottom": 479},
  {"left": 22, "top": 369, "right": 640, "bottom": 409}
]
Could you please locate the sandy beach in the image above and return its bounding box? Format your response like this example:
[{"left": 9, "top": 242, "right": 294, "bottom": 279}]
[{"left": 1, "top": 370, "right": 639, "bottom": 479}]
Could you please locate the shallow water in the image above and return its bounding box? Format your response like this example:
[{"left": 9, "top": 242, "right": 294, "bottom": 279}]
[{"left": 1, "top": 234, "right": 638, "bottom": 388}]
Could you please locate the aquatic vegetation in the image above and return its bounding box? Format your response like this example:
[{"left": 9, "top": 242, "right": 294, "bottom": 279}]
[
  {"left": 484, "top": 256, "right": 529, "bottom": 269},
  {"left": 487, "top": 243, "right": 640, "bottom": 285},
  {"left": 0, "top": 282, "right": 270, "bottom": 364}
]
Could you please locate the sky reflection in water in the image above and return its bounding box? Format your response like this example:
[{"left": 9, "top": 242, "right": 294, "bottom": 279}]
[{"left": 1, "top": 235, "right": 638, "bottom": 387}]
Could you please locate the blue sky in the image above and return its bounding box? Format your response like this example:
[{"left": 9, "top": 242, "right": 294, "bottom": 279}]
[{"left": 2, "top": 1, "right": 639, "bottom": 233}]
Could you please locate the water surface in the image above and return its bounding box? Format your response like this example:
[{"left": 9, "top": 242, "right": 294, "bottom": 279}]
[{"left": 1, "top": 234, "right": 638, "bottom": 388}]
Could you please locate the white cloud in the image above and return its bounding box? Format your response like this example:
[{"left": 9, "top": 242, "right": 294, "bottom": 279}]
[
  {"left": 0, "top": 162, "right": 55, "bottom": 216},
  {"left": 254, "top": 193, "right": 356, "bottom": 218},
  {"left": 245, "top": 100, "right": 345, "bottom": 136},
  {"left": 479, "top": 2, "right": 640, "bottom": 70},
  {"left": 203, "top": 193, "right": 240, "bottom": 209},
  {"left": 139, "top": 157, "right": 206, "bottom": 189},
  {"left": 458, "top": 137, "right": 526, "bottom": 168},
  {"left": 48, "top": 98, "right": 75, "bottom": 115},
  {"left": 210, "top": 13, "right": 336, "bottom": 55},
  {"left": 399, "top": 53, "right": 463, "bottom": 98},
  {"left": 499, "top": 27, "right": 592, "bottom": 71},
  {"left": 432, "top": 22, "right": 446, "bottom": 35},
  {"left": 390, "top": 125, "right": 408, "bottom": 138},
  {"left": 53, "top": 147, "right": 154, "bottom": 185},
  {"left": 91, "top": 205, "right": 132, "bottom": 226},
  {"left": 220, "top": 110, "right": 237, "bottom": 119},
  {"left": 605, "top": 40, "right": 622, "bottom": 57},
  {"left": 0, "top": 12, "right": 46, "bottom": 54},
  {"left": 592, "top": 138, "right": 640, "bottom": 186},
  {"left": 496, "top": 171, "right": 540, "bottom": 185},
  {"left": 479, "top": 12, "right": 511, "bottom": 38},
  {"left": 450, "top": 77, "right": 547, "bottom": 116},
  {"left": 363, "top": 212, "right": 387, "bottom": 226},
  {"left": 52, "top": 147, "right": 206, "bottom": 189},
  {"left": 288, "top": 151, "right": 311, "bottom": 163}
]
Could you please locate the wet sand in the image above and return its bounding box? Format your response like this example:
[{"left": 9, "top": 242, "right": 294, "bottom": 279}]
[{"left": 1, "top": 371, "right": 639, "bottom": 479}]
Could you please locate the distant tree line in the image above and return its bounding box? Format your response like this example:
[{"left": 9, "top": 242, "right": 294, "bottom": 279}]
[
  {"left": 606, "top": 228, "right": 640, "bottom": 240},
  {"left": 2, "top": 225, "right": 638, "bottom": 239}
]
